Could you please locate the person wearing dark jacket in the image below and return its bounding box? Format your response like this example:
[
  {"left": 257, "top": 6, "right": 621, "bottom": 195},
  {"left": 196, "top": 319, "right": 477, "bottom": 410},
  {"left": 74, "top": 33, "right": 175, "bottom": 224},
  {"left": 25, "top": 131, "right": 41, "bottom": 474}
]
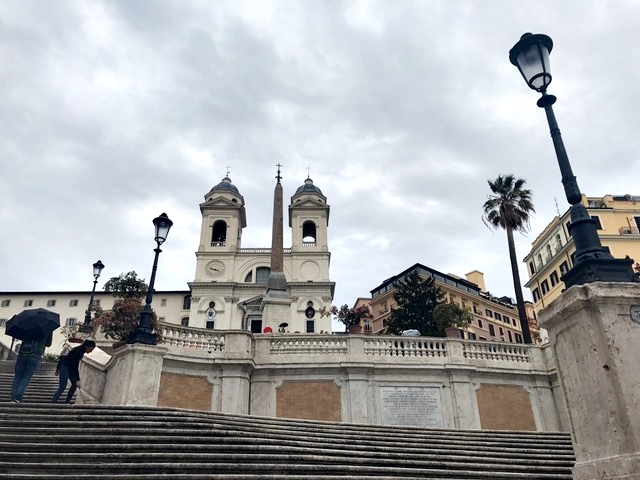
[
  {"left": 52, "top": 340, "right": 96, "bottom": 403},
  {"left": 10, "top": 332, "right": 52, "bottom": 403}
]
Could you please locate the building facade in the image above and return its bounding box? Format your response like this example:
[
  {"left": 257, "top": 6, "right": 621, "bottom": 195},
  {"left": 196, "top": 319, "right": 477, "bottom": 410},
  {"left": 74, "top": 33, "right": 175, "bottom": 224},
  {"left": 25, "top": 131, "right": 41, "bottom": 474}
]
[
  {"left": 364, "top": 263, "right": 538, "bottom": 344},
  {"left": 0, "top": 175, "right": 335, "bottom": 353},
  {"left": 523, "top": 194, "right": 640, "bottom": 311}
]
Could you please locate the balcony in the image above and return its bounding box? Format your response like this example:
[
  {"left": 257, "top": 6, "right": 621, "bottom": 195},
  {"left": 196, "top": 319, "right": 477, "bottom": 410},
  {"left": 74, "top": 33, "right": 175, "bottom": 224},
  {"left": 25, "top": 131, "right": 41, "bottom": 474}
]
[{"left": 619, "top": 226, "right": 639, "bottom": 235}]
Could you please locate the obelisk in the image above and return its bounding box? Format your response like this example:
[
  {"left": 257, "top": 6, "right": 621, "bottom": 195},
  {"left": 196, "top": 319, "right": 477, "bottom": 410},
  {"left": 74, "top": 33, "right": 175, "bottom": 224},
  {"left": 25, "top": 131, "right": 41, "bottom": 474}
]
[{"left": 261, "top": 164, "right": 291, "bottom": 329}]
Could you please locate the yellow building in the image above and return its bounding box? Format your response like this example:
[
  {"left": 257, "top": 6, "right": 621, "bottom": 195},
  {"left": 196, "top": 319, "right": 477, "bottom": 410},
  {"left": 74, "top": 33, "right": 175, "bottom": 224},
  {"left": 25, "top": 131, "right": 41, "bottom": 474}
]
[
  {"left": 524, "top": 194, "right": 640, "bottom": 311},
  {"left": 363, "top": 263, "right": 536, "bottom": 344}
]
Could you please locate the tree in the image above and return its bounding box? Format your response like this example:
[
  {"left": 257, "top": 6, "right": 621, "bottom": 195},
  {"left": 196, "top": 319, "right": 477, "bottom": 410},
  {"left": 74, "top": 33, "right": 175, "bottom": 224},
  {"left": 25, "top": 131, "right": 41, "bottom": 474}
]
[
  {"left": 482, "top": 174, "right": 534, "bottom": 344},
  {"left": 103, "top": 271, "right": 148, "bottom": 300},
  {"left": 433, "top": 303, "right": 472, "bottom": 335},
  {"left": 385, "top": 271, "right": 445, "bottom": 336},
  {"left": 95, "top": 271, "right": 162, "bottom": 343},
  {"left": 319, "top": 304, "right": 373, "bottom": 333},
  {"left": 95, "top": 298, "right": 162, "bottom": 342}
]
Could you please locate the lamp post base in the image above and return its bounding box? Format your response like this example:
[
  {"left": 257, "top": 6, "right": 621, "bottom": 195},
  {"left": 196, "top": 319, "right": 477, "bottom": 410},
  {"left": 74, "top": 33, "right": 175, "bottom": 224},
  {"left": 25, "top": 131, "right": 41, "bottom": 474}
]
[
  {"left": 78, "top": 323, "right": 93, "bottom": 334},
  {"left": 561, "top": 257, "right": 635, "bottom": 289},
  {"left": 127, "top": 328, "right": 157, "bottom": 346}
]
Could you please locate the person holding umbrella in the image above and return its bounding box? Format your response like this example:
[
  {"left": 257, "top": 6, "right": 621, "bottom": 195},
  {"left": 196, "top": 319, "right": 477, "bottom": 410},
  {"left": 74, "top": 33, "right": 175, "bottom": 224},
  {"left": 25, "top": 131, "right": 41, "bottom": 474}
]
[
  {"left": 10, "top": 332, "right": 53, "bottom": 403},
  {"left": 7, "top": 308, "right": 59, "bottom": 403}
]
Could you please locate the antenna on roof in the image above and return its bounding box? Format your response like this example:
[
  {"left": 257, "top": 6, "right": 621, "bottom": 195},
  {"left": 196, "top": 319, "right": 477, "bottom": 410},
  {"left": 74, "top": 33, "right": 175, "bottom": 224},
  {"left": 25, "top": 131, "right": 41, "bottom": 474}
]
[{"left": 554, "top": 197, "right": 560, "bottom": 216}]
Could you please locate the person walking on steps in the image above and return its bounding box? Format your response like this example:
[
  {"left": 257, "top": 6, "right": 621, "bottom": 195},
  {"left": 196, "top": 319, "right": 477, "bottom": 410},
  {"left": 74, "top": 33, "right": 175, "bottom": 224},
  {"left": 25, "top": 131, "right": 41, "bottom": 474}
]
[
  {"left": 52, "top": 340, "right": 96, "bottom": 404},
  {"left": 11, "top": 332, "right": 52, "bottom": 403}
]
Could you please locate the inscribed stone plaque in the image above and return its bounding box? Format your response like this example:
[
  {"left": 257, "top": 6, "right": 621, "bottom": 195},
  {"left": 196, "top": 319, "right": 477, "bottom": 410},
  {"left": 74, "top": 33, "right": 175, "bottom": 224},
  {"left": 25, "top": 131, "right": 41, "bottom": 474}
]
[{"left": 379, "top": 386, "right": 443, "bottom": 427}]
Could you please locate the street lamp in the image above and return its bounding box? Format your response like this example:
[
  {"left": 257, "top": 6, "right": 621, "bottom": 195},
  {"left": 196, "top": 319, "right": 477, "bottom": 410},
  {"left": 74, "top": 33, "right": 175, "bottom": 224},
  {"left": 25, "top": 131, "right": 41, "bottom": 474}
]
[
  {"left": 79, "top": 260, "right": 105, "bottom": 334},
  {"left": 509, "top": 33, "right": 634, "bottom": 288},
  {"left": 128, "top": 213, "right": 173, "bottom": 345}
]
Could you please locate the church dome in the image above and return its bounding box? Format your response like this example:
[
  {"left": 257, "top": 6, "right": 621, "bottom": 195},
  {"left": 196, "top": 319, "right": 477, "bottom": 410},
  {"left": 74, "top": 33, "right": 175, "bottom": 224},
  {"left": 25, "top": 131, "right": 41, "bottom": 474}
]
[
  {"left": 210, "top": 176, "right": 240, "bottom": 195},
  {"left": 294, "top": 178, "right": 325, "bottom": 198}
]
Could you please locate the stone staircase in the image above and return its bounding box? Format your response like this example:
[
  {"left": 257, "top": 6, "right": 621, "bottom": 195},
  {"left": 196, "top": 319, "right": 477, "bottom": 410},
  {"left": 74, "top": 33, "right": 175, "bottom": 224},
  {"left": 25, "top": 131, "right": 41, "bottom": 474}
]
[
  {"left": 0, "top": 359, "right": 63, "bottom": 404},
  {"left": 0, "top": 360, "right": 576, "bottom": 479}
]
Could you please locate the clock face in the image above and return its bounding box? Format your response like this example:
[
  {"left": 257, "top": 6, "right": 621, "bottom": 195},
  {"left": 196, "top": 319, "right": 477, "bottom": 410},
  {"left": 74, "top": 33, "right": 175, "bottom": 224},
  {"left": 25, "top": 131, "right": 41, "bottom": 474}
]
[{"left": 206, "top": 260, "right": 225, "bottom": 278}]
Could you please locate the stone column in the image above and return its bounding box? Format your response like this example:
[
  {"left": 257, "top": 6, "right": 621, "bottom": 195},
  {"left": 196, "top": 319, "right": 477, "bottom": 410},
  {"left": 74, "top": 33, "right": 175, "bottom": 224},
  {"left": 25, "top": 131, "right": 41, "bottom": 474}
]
[
  {"left": 539, "top": 282, "right": 640, "bottom": 479},
  {"left": 101, "top": 343, "right": 168, "bottom": 406}
]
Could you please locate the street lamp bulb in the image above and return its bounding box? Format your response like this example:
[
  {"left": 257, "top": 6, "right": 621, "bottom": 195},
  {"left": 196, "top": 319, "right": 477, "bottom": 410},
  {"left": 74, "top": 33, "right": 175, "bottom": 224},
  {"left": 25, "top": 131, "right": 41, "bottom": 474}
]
[
  {"left": 153, "top": 213, "right": 173, "bottom": 245},
  {"left": 509, "top": 32, "right": 553, "bottom": 92},
  {"left": 92, "top": 260, "right": 105, "bottom": 279}
]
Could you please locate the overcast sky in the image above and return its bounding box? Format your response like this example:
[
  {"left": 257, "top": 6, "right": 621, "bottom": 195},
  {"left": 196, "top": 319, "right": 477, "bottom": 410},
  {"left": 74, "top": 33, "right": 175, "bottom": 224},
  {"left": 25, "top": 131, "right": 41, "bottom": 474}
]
[{"left": 1, "top": 1, "right": 639, "bottom": 330}]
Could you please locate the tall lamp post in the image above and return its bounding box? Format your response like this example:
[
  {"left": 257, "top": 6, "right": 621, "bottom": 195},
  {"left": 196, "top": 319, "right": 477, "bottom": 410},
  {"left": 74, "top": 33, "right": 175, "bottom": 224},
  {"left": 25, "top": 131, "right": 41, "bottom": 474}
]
[
  {"left": 128, "top": 213, "right": 173, "bottom": 345},
  {"left": 79, "top": 260, "right": 105, "bottom": 334},
  {"left": 509, "top": 33, "right": 634, "bottom": 287}
]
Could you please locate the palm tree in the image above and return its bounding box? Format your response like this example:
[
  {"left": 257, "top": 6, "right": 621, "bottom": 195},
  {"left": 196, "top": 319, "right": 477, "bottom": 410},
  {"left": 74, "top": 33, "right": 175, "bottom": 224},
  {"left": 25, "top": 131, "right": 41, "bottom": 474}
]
[{"left": 482, "top": 175, "right": 534, "bottom": 344}]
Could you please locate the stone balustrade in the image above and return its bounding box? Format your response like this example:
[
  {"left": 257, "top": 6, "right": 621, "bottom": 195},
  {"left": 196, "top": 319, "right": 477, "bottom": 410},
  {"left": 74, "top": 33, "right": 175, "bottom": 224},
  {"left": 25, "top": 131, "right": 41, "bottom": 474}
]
[{"left": 158, "top": 323, "right": 551, "bottom": 372}]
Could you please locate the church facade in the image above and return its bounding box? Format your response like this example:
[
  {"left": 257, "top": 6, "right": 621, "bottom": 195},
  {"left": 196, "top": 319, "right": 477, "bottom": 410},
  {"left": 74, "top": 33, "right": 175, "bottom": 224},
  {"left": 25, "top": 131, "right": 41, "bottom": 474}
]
[{"left": 185, "top": 175, "right": 335, "bottom": 334}]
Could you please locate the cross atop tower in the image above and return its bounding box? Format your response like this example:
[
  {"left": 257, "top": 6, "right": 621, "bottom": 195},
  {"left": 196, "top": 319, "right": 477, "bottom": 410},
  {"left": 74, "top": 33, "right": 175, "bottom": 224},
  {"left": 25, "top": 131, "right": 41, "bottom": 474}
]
[
  {"left": 275, "top": 163, "right": 283, "bottom": 184},
  {"left": 307, "top": 166, "right": 311, "bottom": 179},
  {"left": 225, "top": 165, "right": 231, "bottom": 177}
]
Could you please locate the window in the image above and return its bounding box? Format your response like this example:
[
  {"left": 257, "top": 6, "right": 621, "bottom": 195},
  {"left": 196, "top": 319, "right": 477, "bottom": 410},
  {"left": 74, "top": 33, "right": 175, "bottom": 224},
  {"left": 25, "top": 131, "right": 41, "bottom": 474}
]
[
  {"left": 302, "top": 221, "right": 317, "bottom": 245},
  {"left": 546, "top": 244, "right": 553, "bottom": 259},
  {"left": 566, "top": 221, "right": 572, "bottom": 236},
  {"left": 515, "top": 333, "right": 523, "bottom": 344},
  {"left": 477, "top": 319, "right": 483, "bottom": 329},
  {"left": 484, "top": 309, "right": 493, "bottom": 318},
  {"left": 537, "top": 253, "right": 543, "bottom": 266},
  {"left": 529, "top": 261, "right": 536, "bottom": 275},
  {"left": 47, "top": 300, "right": 56, "bottom": 307},
  {"left": 306, "top": 320, "right": 315, "bottom": 333},
  {"left": 206, "top": 321, "right": 215, "bottom": 329},
  {"left": 0, "top": 319, "right": 7, "bottom": 327},
  {"left": 541, "top": 280, "right": 550, "bottom": 295},
  {"left": 503, "top": 315, "right": 509, "bottom": 323},
  {"left": 494, "top": 313, "right": 502, "bottom": 321},
  {"left": 180, "top": 317, "right": 189, "bottom": 327},
  {"left": 250, "top": 319, "right": 262, "bottom": 333},
  {"left": 532, "top": 288, "right": 541, "bottom": 302},
  {"left": 560, "top": 261, "right": 569, "bottom": 275},
  {"left": 488, "top": 324, "right": 496, "bottom": 337},
  {"left": 512, "top": 318, "right": 517, "bottom": 326},
  {"left": 363, "top": 320, "right": 371, "bottom": 333},
  {"left": 550, "top": 270, "right": 559, "bottom": 286},
  {"left": 92, "top": 299, "right": 100, "bottom": 307},
  {"left": 69, "top": 299, "right": 78, "bottom": 307},
  {"left": 591, "top": 216, "right": 603, "bottom": 230},
  {"left": 256, "top": 267, "right": 270, "bottom": 283},
  {"left": 211, "top": 220, "right": 227, "bottom": 246},
  {"left": 182, "top": 295, "right": 191, "bottom": 310},
  {"left": 467, "top": 332, "right": 477, "bottom": 340},
  {"left": 24, "top": 300, "right": 33, "bottom": 307},
  {"left": 1, "top": 300, "right": 10, "bottom": 307},
  {"left": 65, "top": 318, "right": 77, "bottom": 326},
  {"left": 555, "top": 233, "right": 563, "bottom": 250},
  {"left": 161, "top": 299, "right": 167, "bottom": 307},
  {"left": 499, "top": 327, "right": 504, "bottom": 337},
  {"left": 508, "top": 330, "right": 513, "bottom": 342}
]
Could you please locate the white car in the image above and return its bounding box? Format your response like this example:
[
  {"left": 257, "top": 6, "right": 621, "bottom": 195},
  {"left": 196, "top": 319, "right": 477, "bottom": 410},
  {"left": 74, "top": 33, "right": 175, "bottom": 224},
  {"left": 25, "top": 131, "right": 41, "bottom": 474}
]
[{"left": 400, "top": 329, "right": 421, "bottom": 337}]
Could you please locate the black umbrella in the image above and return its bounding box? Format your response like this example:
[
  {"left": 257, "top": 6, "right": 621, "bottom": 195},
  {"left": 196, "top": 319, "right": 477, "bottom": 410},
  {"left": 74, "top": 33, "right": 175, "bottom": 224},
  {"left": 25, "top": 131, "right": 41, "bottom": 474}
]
[
  {"left": 5, "top": 308, "right": 60, "bottom": 341},
  {"left": 279, "top": 323, "right": 289, "bottom": 328}
]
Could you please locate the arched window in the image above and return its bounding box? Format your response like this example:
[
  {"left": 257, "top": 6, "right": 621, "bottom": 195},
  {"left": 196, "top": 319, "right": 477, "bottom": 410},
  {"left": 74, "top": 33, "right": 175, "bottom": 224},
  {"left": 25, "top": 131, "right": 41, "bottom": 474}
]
[
  {"left": 546, "top": 244, "right": 553, "bottom": 259},
  {"left": 555, "top": 233, "right": 562, "bottom": 250},
  {"left": 256, "top": 267, "right": 271, "bottom": 283},
  {"left": 537, "top": 253, "right": 543, "bottom": 267},
  {"left": 302, "top": 221, "right": 317, "bottom": 245},
  {"left": 211, "top": 220, "right": 227, "bottom": 246},
  {"left": 180, "top": 317, "right": 189, "bottom": 327},
  {"left": 244, "top": 271, "right": 253, "bottom": 282}
]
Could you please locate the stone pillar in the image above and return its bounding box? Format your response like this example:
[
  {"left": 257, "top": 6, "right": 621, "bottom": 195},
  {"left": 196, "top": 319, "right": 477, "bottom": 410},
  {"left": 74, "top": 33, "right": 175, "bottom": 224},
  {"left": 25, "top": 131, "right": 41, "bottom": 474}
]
[
  {"left": 101, "top": 343, "right": 168, "bottom": 406},
  {"left": 539, "top": 282, "right": 640, "bottom": 479},
  {"left": 343, "top": 365, "right": 373, "bottom": 424},
  {"left": 218, "top": 363, "right": 252, "bottom": 414}
]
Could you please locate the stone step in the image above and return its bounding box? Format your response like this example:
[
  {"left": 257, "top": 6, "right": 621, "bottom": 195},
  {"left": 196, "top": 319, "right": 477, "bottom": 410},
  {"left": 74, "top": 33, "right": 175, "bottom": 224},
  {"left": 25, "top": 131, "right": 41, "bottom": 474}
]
[
  {"left": 0, "top": 360, "right": 575, "bottom": 478},
  {"left": 0, "top": 461, "right": 573, "bottom": 478}
]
